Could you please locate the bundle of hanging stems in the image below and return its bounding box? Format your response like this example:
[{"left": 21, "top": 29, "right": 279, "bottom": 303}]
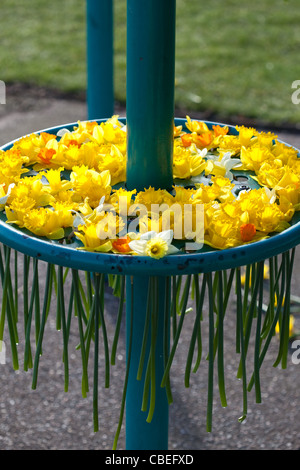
[{"left": 0, "top": 116, "right": 298, "bottom": 448}]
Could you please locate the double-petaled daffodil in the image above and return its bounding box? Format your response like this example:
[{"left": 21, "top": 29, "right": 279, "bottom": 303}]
[
  {"left": 22, "top": 206, "right": 73, "bottom": 240},
  {"left": 110, "top": 188, "right": 137, "bottom": 216},
  {"left": 97, "top": 145, "right": 126, "bottom": 185},
  {"left": 134, "top": 187, "right": 174, "bottom": 211},
  {"left": 0, "top": 149, "right": 29, "bottom": 187},
  {"left": 173, "top": 142, "right": 207, "bottom": 179},
  {"left": 7, "top": 175, "right": 54, "bottom": 208},
  {"left": 12, "top": 132, "right": 57, "bottom": 166},
  {"left": 70, "top": 166, "right": 111, "bottom": 208},
  {"left": 240, "top": 144, "right": 274, "bottom": 173},
  {"left": 128, "top": 230, "right": 179, "bottom": 259},
  {"left": 74, "top": 219, "right": 113, "bottom": 252}
]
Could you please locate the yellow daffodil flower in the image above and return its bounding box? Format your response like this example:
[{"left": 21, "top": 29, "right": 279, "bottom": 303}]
[
  {"left": 23, "top": 207, "right": 70, "bottom": 240},
  {"left": 70, "top": 166, "right": 111, "bottom": 208},
  {"left": 74, "top": 219, "right": 113, "bottom": 252},
  {"left": 0, "top": 149, "right": 28, "bottom": 187},
  {"left": 134, "top": 187, "right": 174, "bottom": 211},
  {"left": 110, "top": 188, "right": 137, "bottom": 216}
]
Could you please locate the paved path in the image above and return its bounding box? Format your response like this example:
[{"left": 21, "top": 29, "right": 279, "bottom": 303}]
[{"left": 0, "top": 97, "right": 299, "bottom": 450}]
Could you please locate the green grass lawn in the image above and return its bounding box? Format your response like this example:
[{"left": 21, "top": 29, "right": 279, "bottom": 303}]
[{"left": 1, "top": 0, "right": 300, "bottom": 125}]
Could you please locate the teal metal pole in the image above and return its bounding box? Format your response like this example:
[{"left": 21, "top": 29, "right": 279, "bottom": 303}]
[
  {"left": 86, "top": 0, "right": 114, "bottom": 119},
  {"left": 126, "top": 0, "right": 176, "bottom": 192},
  {"left": 126, "top": 276, "right": 170, "bottom": 450},
  {"left": 125, "top": 0, "right": 176, "bottom": 450}
]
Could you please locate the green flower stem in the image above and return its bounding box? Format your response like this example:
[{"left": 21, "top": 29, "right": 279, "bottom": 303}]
[
  {"left": 93, "top": 273, "right": 101, "bottom": 432},
  {"left": 217, "top": 270, "right": 227, "bottom": 408},
  {"left": 260, "top": 257, "right": 279, "bottom": 340},
  {"left": 24, "top": 259, "right": 40, "bottom": 371},
  {"left": 254, "top": 261, "right": 264, "bottom": 404},
  {"left": 160, "top": 275, "right": 191, "bottom": 388},
  {"left": 23, "top": 255, "right": 33, "bottom": 370},
  {"left": 237, "top": 262, "right": 261, "bottom": 379},
  {"left": 163, "top": 276, "right": 173, "bottom": 405},
  {"left": 0, "top": 245, "right": 4, "bottom": 281},
  {"left": 184, "top": 273, "right": 206, "bottom": 386},
  {"left": 4, "top": 247, "right": 19, "bottom": 344},
  {"left": 4, "top": 247, "right": 17, "bottom": 326},
  {"left": 72, "top": 269, "right": 89, "bottom": 398},
  {"left": 1, "top": 247, "right": 19, "bottom": 370},
  {"left": 56, "top": 269, "right": 61, "bottom": 332},
  {"left": 32, "top": 263, "right": 54, "bottom": 389},
  {"left": 235, "top": 267, "right": 248, "bottom": 422},
  {"left": 112, "top": 276, "right": 134, "bottom": 451},
  {"left": 212, "top": 268, "right": 235, "bottom": 359},
  {"left": 175, "top": 275, "right": 182, "bottom": 312},
  {"left": 33, "top": 259, "right": 41, "bottom": 348},
  {"left": 146, "top": 276, "right": 159, "bottom": 423},
  {"left": 280, "top": 249, "right": 295, "bottom": 369},
  {"left": 108, "top": 274, "right": 122, "bottom": 298},
  {"left": 242, "top": 264, "right": 251, "bottom": 322},
  {"left": 65, "top": 282, "right": 74, "bottom": 355},
  {"left": 82, "top": 291, "right": 96, "bottom": 357},
  {"left": 98, "top": 273, "right": 110, "bottom": 389},
  {"left": 273, "top": 249, "right": 295, "bottom": 369},
  {"left": 85, "top": 271, "right": 94, "bottom": 310},
  {"left": 0, "top": 249, "right": 8, "bottom": 340},
  {"left": 57, "top": 265, "right": 69, "bottom": 393},
  {"left": 247, "top": 253, "right": 286, "bottom": 392},
  {"left": 14, "top": 250, "right": 18, "bottom": 322},
  {"left": 111, "top": 275, "right": 125, "bottom": 366},
  {"left": 179, "top": 275, "right": 192, "bottom": 314},
  {"left": 141, "top": 355, "right": 151, "bottom": 413},
  {"left": 223, "top": 269, "right": 235, "bottom": 312},
  {"left": 136, "top": 278, "right": 152, "bottom": 381},
  {"left": 171, "top": 276, "right": 178, "bottom": 340},
  {"left": 206, "top": 272, "right": 214, "bottom": 432},
  {"left": 268, "top": 257, "right": 275, "bottom": 329},
  {"left": 78, "top": 276, "right": 90, "bottom": 318}
]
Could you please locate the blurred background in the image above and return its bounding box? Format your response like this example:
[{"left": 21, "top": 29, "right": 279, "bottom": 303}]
[{"left": 1, "top": 0, "right": 300, "bottom": 127}]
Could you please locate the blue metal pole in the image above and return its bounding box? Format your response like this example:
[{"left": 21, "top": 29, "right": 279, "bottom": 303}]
[
  {"left": 86, "top": 0, "right": 114, "bottom": 119},
  {"left": 126, "top": 276, "right": 170, "bottom": 450},
  {"left": 126, "top": 0, "right": 176, "bottom": 192},
  {"left": 125, "top": 0, "right": 176, "bottom": 450}
]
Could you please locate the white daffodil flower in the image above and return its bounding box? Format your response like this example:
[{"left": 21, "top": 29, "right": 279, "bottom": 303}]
[
  {"left": 56, "top": 128, "right": 71, "bottom": 137},
  {"left": 192, "top": 151, "right": 242, "bottom": 182},
  {"left": 128, "top": 229, "right": 179, "bottom": 259},
  {"left": 0, "top": 183, "right": 15, "bottom": 210},
  {"left": 264, "top": 187, "right": 277, "bottom": 204},
  {"left": 211, "top": 151, "right": 243, "bottom": 179},
  {"left": 195, "top": 147, "right": 208, "bottom": 158}
]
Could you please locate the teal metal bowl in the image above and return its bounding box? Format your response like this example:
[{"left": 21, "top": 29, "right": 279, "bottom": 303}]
[{"left": 0, "top": 118, "right": 299, "bottom": 275}]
